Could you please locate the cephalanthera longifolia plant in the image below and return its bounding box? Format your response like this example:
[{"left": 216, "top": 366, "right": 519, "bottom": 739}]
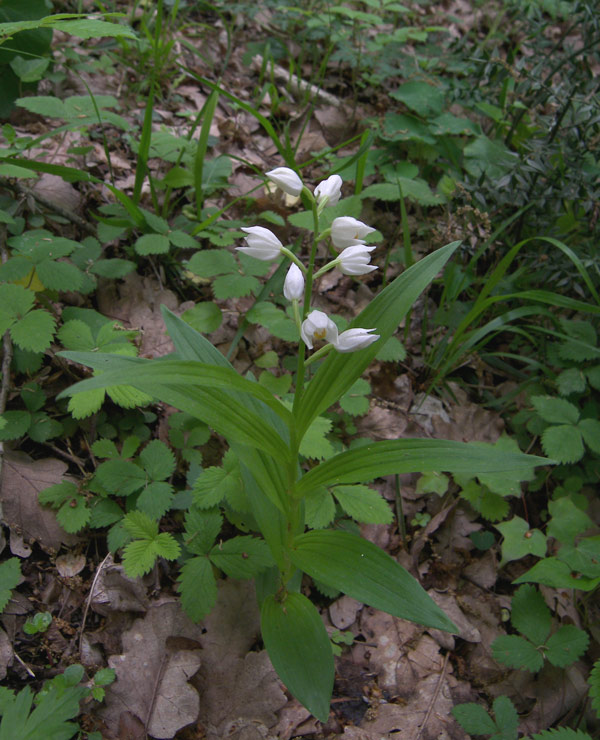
[{"left": 57, "top": 167, "right": 547, "bottom": 720}]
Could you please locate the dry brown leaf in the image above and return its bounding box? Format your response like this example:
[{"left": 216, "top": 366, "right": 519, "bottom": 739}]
[
  {"left": 0, "top": 628, "right": 13, "bottom": 680},
  {"left": 91, "top": 558, "right": 149, "bottom": 616},
  {"left": 329, "top": 595, "right": 362, "bottom": 630},
  {"left": 56, "top": 552, "right": 86, "bottom": 578},
  {"left": 0, "top": 451, "right": 79, "bottom": 551},
  {"left": 101, "top": 599, "right": 203, "bottom": 739}
]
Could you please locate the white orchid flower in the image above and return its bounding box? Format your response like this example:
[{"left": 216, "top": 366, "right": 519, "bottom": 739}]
[
  {"left": 336, "top": 244, "right": 377, "bottom": 276},
  {"left": 284, "top": 263, "right": 305, "bottom": 301},
  {"left": 300, "top": 310, "right": 338, "bottom": 349},
  {"left": 334, "top": 328, "right": 379, "bottom": 353},
  {"left": 237, "top": 226, "right": 283, "bottom": 260},
  {"left": 331, "top": 216, "right": 376, "bottom": 250},
  {"left": 314, "top": 175, "right": 342, "bottom": 207},
  {"left": 266, "top": 167, "right": 303, "bottom": 197}
]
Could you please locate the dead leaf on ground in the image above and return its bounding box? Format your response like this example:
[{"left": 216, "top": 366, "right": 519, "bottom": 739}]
[
  {"left": 0, "top": 451, "right": 79, "bottom": 552},
  {"left": 101, "top": 599, "right": 203, "bottom": 739},
  {"left": 0, "top": 628, "right": 13, "bottom": 680},
  {"left": 90, "top": 557, "right": 149, "bottom": 616}
]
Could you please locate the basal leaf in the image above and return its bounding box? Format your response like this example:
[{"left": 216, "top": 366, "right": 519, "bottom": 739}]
[
  {"left": 57, "top": 495, "right": 91, "bottom": 533},
  {"left": 451, "top": 703, "right": 497, "bottom": 735},
  {"left": 496, "top": 516, "right": 547, "bottom": 566},
  {"left": 304, "top": 487, "right": 335, "bottom": 529},
  {"left": 183, "top": 507, "right": 222, "bottom": 556},
  {"left": 547, "top": 497, "right": 594, "bottom": 546},
  {"left": 332, "top": 485, "right": 392, "bottom": 524},
  {"left": 35, "top": 259, "right": 83, "bottom": 291},
  {"left": 541, "top": 425, "right": 584, "bottom": 463},
  {"left": 545, "top": 625, "right": 589, "bottom": 668},
  {"left": 95, "top": 459, "right": 146, "bottom": 496},
  {"left": 10, "top": 309, "right": 55, "bottom": 352},
  {"left": 177, "top": 556, "right": 217, "bottom": 622},
  {"left": 510, "top": 585, "right": 550, "bottom": 646},
  {"left": 139, "top": 440, "right": 176, "bottom": 481},
  {"left": 136, "top": 481, "right": 174, "bottom": 520},
  {"left": 261, "top": 592, "right": 334, "bottom": 722},
  {"left": 514, "top": 557, "right": 600, "bottom": 591},
  {"left": 209, "top": 536, "right": 274, "bottom": 578},
  {"left": 531, "top": 396, "right": 580, "bottom": 425},
  {"left": 291, "top": 530, "right": 456, "bottom": 631},
  {"left": 492, "top": 634, "right": 543, "bottom": 672}
]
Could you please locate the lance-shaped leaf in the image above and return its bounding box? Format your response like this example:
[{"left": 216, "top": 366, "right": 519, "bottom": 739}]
[
  {"left": 296, "top": 439, "right": 549, "bottom": 495},
  {"left": 295, "top": 241, "right": 460, "bottom": 441},
  {"left": 261, "top": 592, "right": 334, "bottom": 722},
  {"left": 291, "top": 530, "right": 456, "bottom": 631}
]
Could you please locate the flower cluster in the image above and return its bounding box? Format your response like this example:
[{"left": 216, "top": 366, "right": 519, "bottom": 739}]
[{"left": 236, "top": 167, "right": 380, "bottom": 355}]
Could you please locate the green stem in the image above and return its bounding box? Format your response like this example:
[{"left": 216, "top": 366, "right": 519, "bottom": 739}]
[
  {"left": 304, "top": 343, "right": 334, "bottom": 367},
  {"left": 280, "top": 247, "right": 307, "bottom": 273}
]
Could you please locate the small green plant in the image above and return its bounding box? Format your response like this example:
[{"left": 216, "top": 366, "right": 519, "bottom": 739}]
[
  {"left": 22, "top": 611, "right": 52, "bottom": 635},
  {"left": 0, "top": 557, "right": 21, "bottom": 614},
  {"left": 58, "top": 165, "right": 546, "bottom": 721}
]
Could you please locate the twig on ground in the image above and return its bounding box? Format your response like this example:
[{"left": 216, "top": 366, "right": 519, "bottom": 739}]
[
  {"left": 77, "top": 552, "right": 112, "bottom": 657},
  {"left": 415, "top": 651, "right": 450, "bottom": 740}
]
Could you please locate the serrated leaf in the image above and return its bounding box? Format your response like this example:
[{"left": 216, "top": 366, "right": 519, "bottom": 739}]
[
  {"left": 545, "top": 624, "right": 589, "bottom": 667},
  {"left": 177, "top": 556, "right": 217, "bottom": 622},
  {"left": 122, "top": 539, "right": 160, "bottom": 577},
  {"left": 0, "top": 283, "right": 35, "bottom": 317},
  {"left": 183, "top": 507, "right": 222, "bottom": 555},
  {"left": 451, "top": 703, "right": 497, "bottom": 735},
  {"left": 514, "top": 556, "right": 600, "bottom": 591},
  {"left": 547, "top": 497, "right": 593, "bottom": 546},
  {"left": 106, "top": 383, "right": 153, "bottom": 409},
  {"left": 88, "top": 499, "right": 123, "bottom": 528},
  {"left": 496, "top": 516, "right": 547, "bottom": 565},
  {"left": 0, "top": 410, "right": 31, "bottom": 440},
  {"left": 246, "top": 302, "right": 298, "bottom": 341},
  {"left": 28, "top": 412, "right": 62, "bottom": 443},
  {"left": 38, "top": 481, "right": 78, "bottom": 508},
  {"left": 339, "top": 378, "right": 371, "bottom": 416},
  {"left": 123, "top": 511, "right": 158, "bottom": 539},
  {"left": 209, "top": 536, "right": 273, "bottom": 578},
  {"left": 213, "top": 273, "right": 260, "bottom": 299},
  {"left": 533, "top": 730, "right": 594, "bottom": 740},
  {"left": 300, "top": 415, "right": 334, "bottom": 459},
  {"left": 492, "top": 695, "right": 519, "bottom": 738},
  {"left": 187, "top": 249, "right": 236, "bottom": 277},
  {"left": 510, "top": 585, "right": 551, "bottom": 645},
  {"left": 0, "top": 558, "right": 21, "bottom": 613},
  {"left": 95, "top": 459, "right": 146, "bottom": 496},
  {"left": 136, "top": 481, "right": 174, "bottom": 520},
  {"left": 35, "top": 259, "right": 83, "bottom": 291},
  {"left": 193, "top": 456, "right": 241, "bottom": 509},
  {"left": 181, "top": 302, "right": 222, "bottom": 333},
  {"left": 58, "top": 319, "right": 95, "bottom": 350},
  {"left": 578, "top": 418, "right": 600, "bottom": 454},
  {"left": 589, "top": 659, "right": 600, "bottom": 719},
  {"left": 10, "top": 310, "right": 55, "bottom": 352},
  {"left": 531, "top": 396, "right": 580, "bottom": 424},
  {"left": 557, "top": 368, "right": 586, "bottom": 396},
  {"left": 374, "top": 335, "right": 406, "bottom": 362},
  {"left": 153, "top": 532, "right": 181, "bottom": 560},
  {"left": 541, "top": 424, "right": 584, "bottom": 464},
  {"left": 586, "top": 366, "right": 600, "bottom": 391},
  {"left": 304, "top": 487, "right": 335, "bottom": 529},
  {"left": 333, "top": 485, "right": 393, "bottom": 524},
  {"left": 91, "top": 258, "right": 136, "bottom": 278},
  {"left": 492, "top": 634, "right": 543, "bottom": 671},
  {"left": 57, "top": 496, "right": 91, "bottom": 533},
  {"left": 91, "top": 438, "right": 119, "bottom": 458},
  {"left": 461, "top": 482, "right": 510, "bottom": 522},
  {"left": 477, "top": 435, "right": 536, "bottom": 496},
  {"left": 67, "top": 387, "right": 105, "bottom": 418},
  {"left": 139, "top": 440, "right": 176, "bottom": 481},
  {"left": 416, "top": 471, "right": 449, "bottom": 496},
  {"left": 134, "top": 233, "right": 171, "bottom": 255}
]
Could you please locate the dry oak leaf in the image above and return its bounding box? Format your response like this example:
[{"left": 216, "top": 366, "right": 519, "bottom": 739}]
[
  {"left": 0, "top": 450, "right": 79, "bottom": 551},
  {"left": 101, "top": 600, "right": 203, "bottom": 739}
]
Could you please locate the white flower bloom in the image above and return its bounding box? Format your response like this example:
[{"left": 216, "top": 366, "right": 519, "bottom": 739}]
[
  {"left": 266, "top": 167, "right": 303, "bottom": 197},
  {"left": 331, "top": 216, "right": 376, "bottom": 250},
  {"left": 301, "top": 310, "right": 338, "bottom": 349},
  {"left": 337, "top": 245, "right": 377, "bottom": 276},
  {"left": 284, "top": 263, "right": 305, "bottom": 301},
  {"left": 237, "top": 226, "right": 283, "bottom": 260},
  {"left": 334, "top": 328, "right": 379, "bottom": 353},
  {"left": 314, "top": 174, "right": 342, "bottom": 207}
]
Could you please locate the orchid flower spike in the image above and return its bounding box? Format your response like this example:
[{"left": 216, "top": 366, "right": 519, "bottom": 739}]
[
  {"left": 337, "top": 244, "right": 377, "bottom": 276},
  {"left": 314, "top": 174, "right": 342, "bottom": 208},
  {"left": 283, "top": 262, "right": 305, "bottom": 301},
  {"left": 266, "top": 167, "right": 303, "bottom": 197},
  {"left": 331, "top": 216, "right": 376, "bottom": 250},
  {"left": 301, "top": 310, "right": 338, "bottom": 349},
  {"left": 334, "top": 328, "right": 379, "bottom": 353},
  {"left": 237, "top": 226, "right": 283, "bottom": 260}
]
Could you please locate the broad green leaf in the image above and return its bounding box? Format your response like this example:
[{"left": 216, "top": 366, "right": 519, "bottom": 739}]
[
  {"left": 514, "top": 557, "right": 600, "bottom": 591},
  {"left": 187, "top": 249, "right": 236, "bottom": 277},
  {"left": 547, "top": 498, "right": 593, "bottom": 546},
  {"left": 533, "top": 730, "right": 594, "bottom": 740},
  {"left": 213, "top": 274, "right": 259, "bottom": 299},
  {"left": 589, "top": 659, "right": 600, "bottom": 720},
  {"left": 95, "top": 459, "right": 146, "bottom": 496},
  {"left": 261, "top": 593, "right": 334, "bottom": 722},
  {"left": 10, "top": 310, "right": 55, "bottom": 352},
  {"left": 531, "top": 396, "right": 580, "bottom": 425},
  {"left": 296, "top": 439, "right": 548, "bottom": 495},
  {"left": 339, "top": 378, "right": 371, "bottom": 416},
  {"left": 247, "top": 302, "right": 297, "bottom": 342},
  {"left": 492, "top": 634, "right": 543, "bottom": 671},
  {"left": 122, "top": 511, "right": 158, "bottom": 539},
  {"left": 300, "top": 415, "right": 334, "bottom": 460},
  {"left": 416, "top": 471, "right": 449, "bottom": 496},
  {"left": 579, "top": 418, "right": 600, "bottom": 454},
  {"left": 58, "top": 320, "right": 95, "bottom": 350},
  {"left": 291, "top": 530, "right": 456, "bottom": 631},
  {"left": 477, "top": 435, "right": 536, "bottom": 496},
  {"left": 0, "top": 284, "right": 35, "bottom": 317},
  {"left": 177, "top": 556, "right": 217, "bottom": 622},
  {"left": 304, "top": 487, "right": 335, "bottom": 529},
  {"left": 183, "top": 507, "right": 222, "bottom": 555},
  {"left": 136, "top": 482, "right": 174, "bottom": 520},
  {"left": 0, "top": 558, "right": 21, "bottom": 613},
  {"left": 56, "top": 495, "right": 91, "bottom": 532},
  {"left": 135, "top": 233, "right": 170, "bottom": 255},
  {"left": 510, "top": 585, "right": 550, "bottom": 646},
  {"left": 122, "top": 539, "right": 159, "bottom": 577},
  {"left": 295, "top": 242, "right": 459, "bottom": 440},
  {"left": 193, "top": 454, "right": 241, "bottom": 509},
  {"left": 496, "top": 516, "right": 547, "bottom": 566},
  {"left": 139, "top": 440, "right": 176, "bottom": 481},
  {"left": 451, "top": 703, "right": 497, "bottom": 735},
  {"left": 67, "top": 387, "right": 105, "bottom": 419},
  {"left": 557, "top": 368, "right": 586, "bottom": 396},
  {"left": 91, "top": 438, "right": 119, "bottom": 459},
  {"left": 35, "top": 259, "right": 83, "bottom": 291},
  {"left": 332, "top": 485, "right": 393, "bottom": 524},
  {"left": 492, "top": 695, "right": 519, "bottom": 738},
  {"left": 545, "top": 625, "right": 589, "bottom": 667},
  {"left": 209, "top": 536, "right": 274, "bottom": 578},
  {"left": 0, "top": 410, "right": 31, "bottom": 440},
  {"left": 541, "top": 424, "right": 584, "bottom": 463},
  {"left": 390, "top": 80, "right": 445, "bottom": 117},
  {"left": 182, "top": 302, "right": 222, "bottom": 333}
]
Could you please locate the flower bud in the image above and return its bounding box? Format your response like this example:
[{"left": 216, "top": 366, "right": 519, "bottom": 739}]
[
  {"left": 266, "top": 167, "right": 303, "bottom": 197},
  {"left": 314, "top": 174, "right": 342, "bottom": 207},
  {"left": 331, "top": 216, "right": 376, "bottom": 250},
  {"left": 334, "top": 328, "right": 379, "bottom": 353},
  {"left": 237, "top": 226, "right": 283, "bottom": 260},
  {"left": 283, "top": 263, "right": 305, "bottom": 301},
  {"left": 337, "top": 245, "right": 377, "bottom": 276},
  {"left": 300, "top": 310, "right": 338, "bottom": 349}
]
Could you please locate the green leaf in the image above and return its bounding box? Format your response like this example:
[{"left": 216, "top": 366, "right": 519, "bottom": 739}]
[
  {"left": 183, "top": 507, "right": 222, "bottom": 555},
  {"left": 67, "top": 387, "right": 105, "bottom": 419},
  {"left": 209, "top": 536, "right": 274, "bottom": 578},
  {"left": 0, "top": 283, "right": 35, "bottom": 318},
  {"left": 332, "top": 485, "right": 393, "bottom": 524},
  {"left": 261, "top": 592, "right": 334, "bottom": 722},
  {"left": 339, "top": 378, "right": 371, "bottom": 416},
  {"left": 213, "top": 274, "right": 259, "bottom": 299},
  {"left": 95, "top": 459, "right": 146, "bottom": 496},
  {"left": 416, "top": 471, "right": 449, "bottom": 496},
  {"left": 545, "top": 625, "right": 589, "bottom": 667},
  {"left": 532, "top": 730, "right": 594, "bottom": 740},
  {"left": 547, "top": 497, "right": 593, "bottom": 546},
  {"left": 374, "top": 336, "right": 406, "bottom": 363},
  {"left": 121, "top": 539, "right": 160, "bottom": 578},
  {"left": 541, "top": 425, "right": 584, "bottom": 463},
  {"left": 91, "top": 258, "right": 136, "bottom": 279},
  {"left": 57, "top": 495, "right": 90, "bottom": 532},
  {"left": 578, "top": 418, "right": 600, "bottom": 454},
  {"left": 390, "top": 80, "right": 445, "bottom": 117},
  {"left": 557, "top": 368, "right": 586, "bottom": 396},
  {"left": 304, "top": 487, "right": 335, "bottom": 529},
  {"left": 182, "top": 302, "right": 222, "bottom": 333},
  {"left": 177, "top": 556, "right": 217, "bottom": 622},
  {"left": 193, "top": 453, "right": 241, "bottom": 509},
  {"left": 247, "top": 302, "right": 297, "bottom": 341},
  {"left": 0, "top": 682, "right": 86, "bottom": 740},
  {"left": 10, "top": 310, "right": 55, "bottom": 352},
  {"left": 123, "top": 510, "right": 157, "bottom": 539},
  {"left": 35, "top": 260, "right": 83, "bottom": 291},
  {"left": 0, "top": 558, "right": 21, "bottom": 614},
  {"left": 492, "top": 695, "right": 519, "bottom": 739},
  {"left": 91, "top": 438, "right": 119, "bottom": 459},
  {"left": 496, "top": 516, "right": 547, "bottom": 566},
  {"left": 0, "top": 410, "right": 31, "bottom": 440},
  {"left": 477, "top": 435, "right": 536, "bottom": 496},
  {"left": 510, "top": 585, "right": 550, "bottom": 646},
  {"left": 187, "top": 249, "right": 236, "bottom": 277},
  {"left": 451, "top": 703, "right": 497, "bottom": 735},
  {"left": 296, "top": 439, "right": 548, "bottom": 496},
  {"left": 514, "top": 557, "right": 600, "bottom": 591},
  {"left": 531, "top": 396, "right": 580, "bottom": 424},
  {"left": 589, "top": 659, "right": 600, "bottom": 720},
  {"left": 291, "top": 530, "right": 456, "bottom": 631},
  {"left": 139, "top": 440, "right": 175, "bottom": 481},
  {"left": 136, "top": 481, "right": 174, "bottom": 520},
  {"left": 300, "top": 415, "right": 334, "bottom": 460},
  {"left": 492, "top": 634, "right": 543, "bottom": 671},
  {"left": 58, "top": 320, "right": 95, "bottom": 350},
  {"left": 360, "top": 178, "right": 443, "bottom": 206},
  {"left": 135, "top": 234, "right": 170, "bottom": 255}
]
